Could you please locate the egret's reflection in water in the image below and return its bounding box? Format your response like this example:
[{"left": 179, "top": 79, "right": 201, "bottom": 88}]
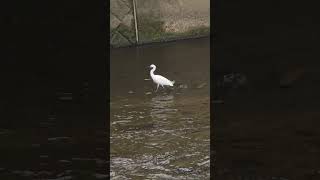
[{"left": 150, "top": 95, "right": 177, "bottom": 120}]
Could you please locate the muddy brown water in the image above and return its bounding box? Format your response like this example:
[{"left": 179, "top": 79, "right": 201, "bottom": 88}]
[{"left": 110, "top": 38, "right": 210, "bottom": 179}]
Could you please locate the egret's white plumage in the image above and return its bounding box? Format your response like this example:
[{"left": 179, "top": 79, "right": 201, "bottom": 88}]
[{"left": 149, "top": 64, "right": 175, "bottom": 92}]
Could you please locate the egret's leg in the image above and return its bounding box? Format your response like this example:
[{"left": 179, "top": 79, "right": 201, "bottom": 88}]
[
  {"left": 161, "top": 85, "right": 165, "bottom": 89},
  {"left": 155, "top": 84, "right": 159, "bottom": 92}
]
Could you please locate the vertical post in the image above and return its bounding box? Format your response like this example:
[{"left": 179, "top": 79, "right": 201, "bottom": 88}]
[{"left": 132, "top": 0, "right": 139, "bottom": 44}]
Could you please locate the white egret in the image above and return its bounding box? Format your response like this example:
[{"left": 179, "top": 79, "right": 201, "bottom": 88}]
[{"left": 149, "top": 64, "right": 175, "bottom": 92}]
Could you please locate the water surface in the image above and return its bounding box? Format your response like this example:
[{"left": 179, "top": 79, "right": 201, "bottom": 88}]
[{"left": 110, "top": 38, "right": 210, "bottom": 179}]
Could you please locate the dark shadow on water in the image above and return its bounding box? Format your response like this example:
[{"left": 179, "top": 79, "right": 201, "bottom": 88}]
[
  {"left": 1, "top": 2, "right": 108, "bottom": 178},
  {"left": 214, "top": 1, "right": 320, "bottom": 179}
]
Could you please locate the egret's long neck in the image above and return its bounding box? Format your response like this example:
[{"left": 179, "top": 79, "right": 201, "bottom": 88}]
[{"left": 150, "top": 66, "right": 156, "bottom": 77}]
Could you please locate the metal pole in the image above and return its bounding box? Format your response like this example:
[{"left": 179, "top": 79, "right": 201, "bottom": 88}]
[{"left": 132, "top": 0, "right": 139, "bottom": 44}]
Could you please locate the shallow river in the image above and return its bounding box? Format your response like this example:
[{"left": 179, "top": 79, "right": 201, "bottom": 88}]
[{"left": 110, "top": 37, "right": 210, "bottom": 179}]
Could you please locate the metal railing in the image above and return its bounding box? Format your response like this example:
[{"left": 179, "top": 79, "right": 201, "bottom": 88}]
[{"left": 132, "top": 0, "right": 139, "bottom": 43}]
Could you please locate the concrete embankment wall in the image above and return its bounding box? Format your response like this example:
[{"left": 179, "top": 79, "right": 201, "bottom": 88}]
[{"left": 110, "top": 0, "right": 210, "bottom": 47}]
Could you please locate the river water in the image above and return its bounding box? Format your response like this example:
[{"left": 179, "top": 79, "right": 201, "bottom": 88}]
[{"left": 110, "top": 37, "right": 210, "bottom": 179}]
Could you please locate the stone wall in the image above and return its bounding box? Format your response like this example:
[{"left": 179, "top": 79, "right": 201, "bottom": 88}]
[
  {"left": 110, "top": 0, "right": 136, "bottom": 47},
  {"left": 110, "top": 0, "right": 210, "bottom": 48}
]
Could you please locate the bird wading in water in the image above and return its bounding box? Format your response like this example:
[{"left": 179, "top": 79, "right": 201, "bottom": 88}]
[{"left": 149, "top": 64, "right": 175, "bottom": 92}]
